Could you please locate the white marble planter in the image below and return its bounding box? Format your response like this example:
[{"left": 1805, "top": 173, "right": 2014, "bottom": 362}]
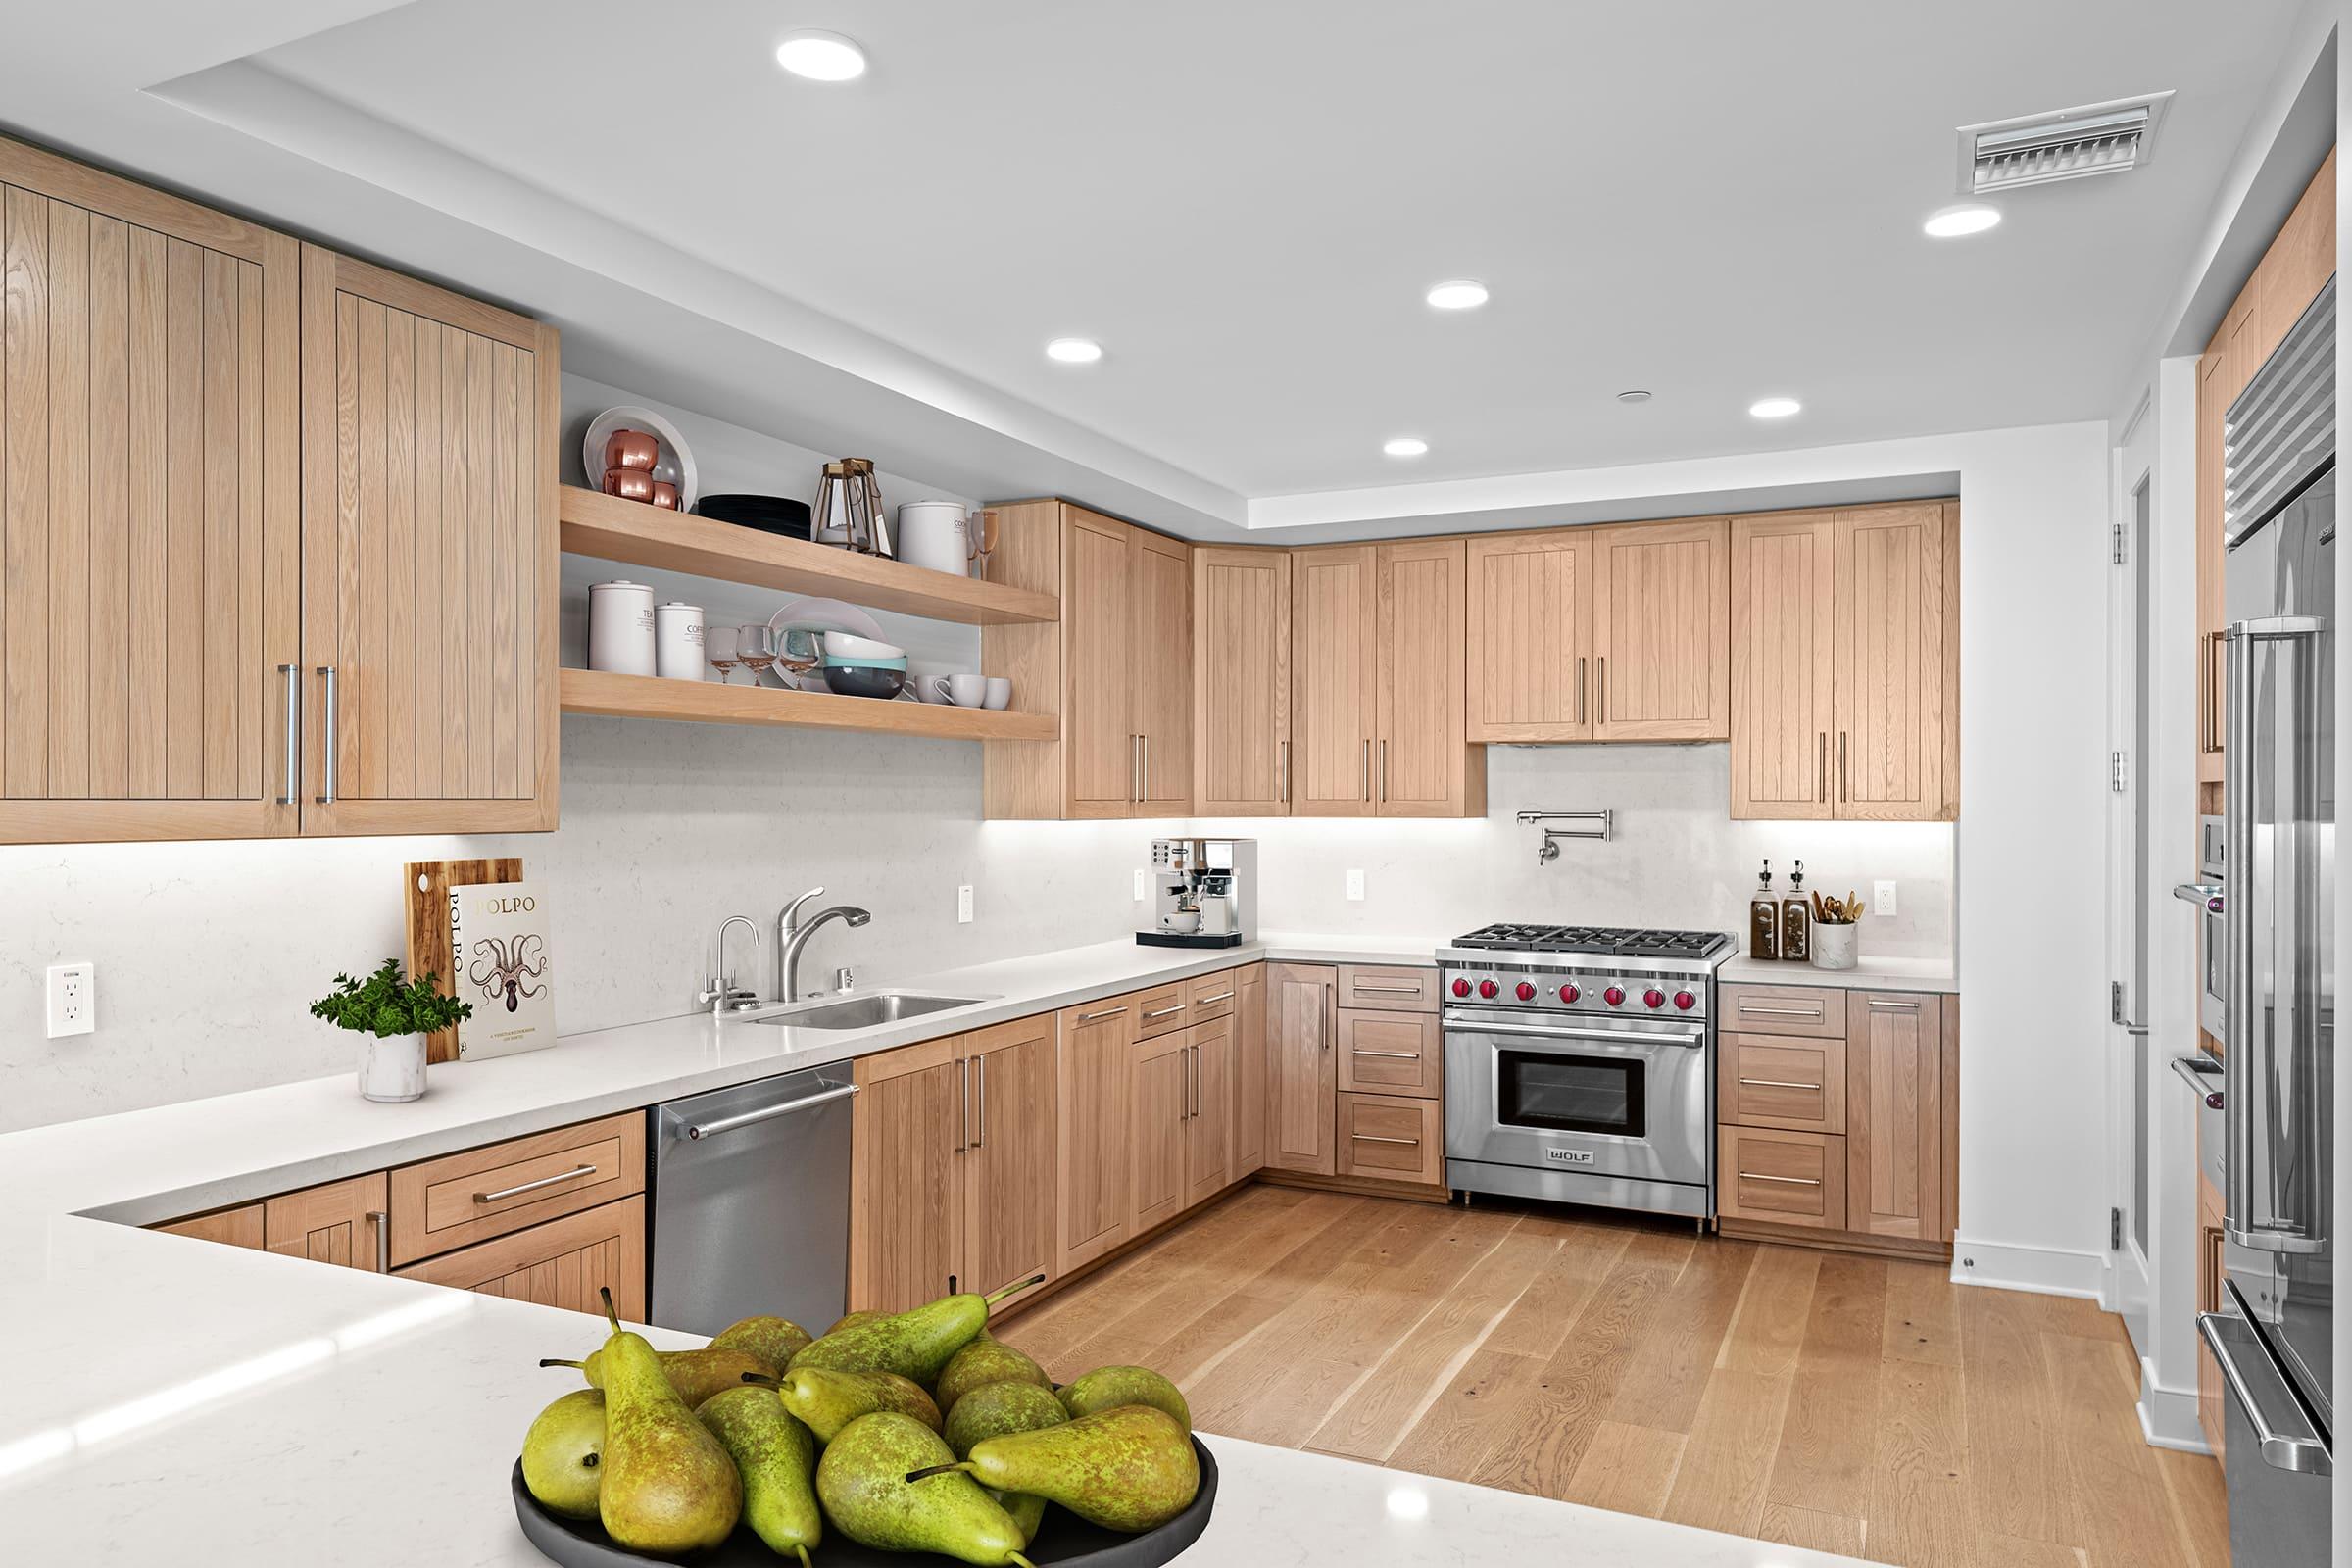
[
  {"left": 1810, "top": 922, "right": 1858, "bottom": 971},
  {"left": 356, "top": 1033, "right": 428, "bottom": 1102}
]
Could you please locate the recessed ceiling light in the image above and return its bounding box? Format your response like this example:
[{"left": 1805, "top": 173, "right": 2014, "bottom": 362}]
[
  {"left": 1616, "top": 389, "right": 1653, "bottom": 405},
  {"left": 1045, "top": 337, "right": 1103, "bottom": 365},
  {"left": 1383, "top": 437, "right": 1429, "bottom": 458},
  {"left": 1424, "top": 280, "right": 1490, "bottom": 311},
  {"left": 1748, "top": 396, "right": 1802, "bottom": 419},
  {"left": 774, "top": 30, "right": 867, "bottom": 81},
  {"left": 1923, "top": 203, "right": 2001, "bottom": 238}
]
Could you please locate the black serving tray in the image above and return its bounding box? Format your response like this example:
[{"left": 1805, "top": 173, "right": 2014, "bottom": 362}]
[
  {"left": 1133, "top": 931, "right": 1246, "bottom": 950},
  {"left": 511, "top": 1438, "right": 1215, "bottom": 1566}
]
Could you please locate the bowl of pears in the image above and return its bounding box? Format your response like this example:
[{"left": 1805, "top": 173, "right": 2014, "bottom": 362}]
[{"left": 514, "top": 1276, "right": 1213, "bottom": 1566}]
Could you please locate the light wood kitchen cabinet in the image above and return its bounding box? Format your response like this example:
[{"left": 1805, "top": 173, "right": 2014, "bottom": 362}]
[
  {"left": 1061, "top": 508, "right": 1133, "bottom": 815},
  {"left": 1290, "top": 545, "right": 1378, "bottom": 816},
  {"left": 1185, "top": 1012, "right": 1235, "bottom": 1207},
  {"left": 960, "top": 1015, "right": 1057, "bottom": 1298},
  {"left": 299, "top": 246, "right": 558, "bottom": 835},
  {"left": 1844, "top": 990, "right": 1946, "bottom": 1243},
  {"left": 1729, "top": 510, "right": 1835, "bottom": 818},
  {"left": 1375, "top": 538, "right": 1482, "bottom": 814},
  {"left": 1192, "top": 547, "right": 1291, "bottom": 812},
  {"left": 1718, "top": 1125, "right": 1846, "bottom": 1229},
  {"left": 1336, "top": 1008, "right": 1441, "bottom": 1099},
  {"left": 1337, "top": 963, "right": 1440, "bottom": 1012},
  {"left": 1465, "top": 529, "right": 1593, "bottom": 742},
  {"left": 1132, "top": 529, "right": 1193, "bottom": 811},
  {"left": 850, "top": 1037, "right": 964, "bottom": 1310},
  {"left": 155, "top": 1203, "right": 266, "bottom": 1250},
  {"left": 264, "top": 1170, "right": 389, "bottom": 1271},
  {"left": 1231, "top": 963, "right": 1268, "bottom": 1179},
  {"left": 1335, "top": 1092, "right": 1443, "bottom": 1187},
  {"left": 386, "top": 1108, "right": 642, "bottom": 1268},
  {"left": 1129, "top": 1027, "right": 1189, "bottom": 1234},
  {"left": 0, "top": 135, "right": 301, "bottom": 845},
  {"left": 1265, "top": 962, "right": 1338, "bottom": 1174},
  {"left": 1056, "top": 993, "right": 1135, "bottom": 1272},
  {"left": 394, "top": 1195, "right": 646, "bottom": 1321},
  {"left": 1591, "top": 517, "right": 1729, "bottom": 741},
  {"left": 1718, "top": 1032, "right": 1846, "bottom": 1134}
]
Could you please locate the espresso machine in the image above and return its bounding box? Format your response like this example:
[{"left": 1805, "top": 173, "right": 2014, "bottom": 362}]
[{"left": 1138, "top": 838, "right": 1257, "bottom": 949}]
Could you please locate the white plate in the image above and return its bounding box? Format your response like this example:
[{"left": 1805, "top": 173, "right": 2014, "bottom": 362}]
[{"left": 583, "top": 406, "right": 699, "bottom": 511}]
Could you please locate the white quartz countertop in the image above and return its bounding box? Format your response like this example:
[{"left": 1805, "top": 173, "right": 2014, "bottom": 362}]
[
  {"left": 1718, "top": 951, "right": 1957, "bottom": 993},
  {"left": 0, "top": 929, "right": 1883, "bottom": 1563}
]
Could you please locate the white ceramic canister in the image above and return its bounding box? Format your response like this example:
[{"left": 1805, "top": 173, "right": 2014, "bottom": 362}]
[
  {"left": 588, "top": 580, "right": 658, "bottom": 675},
  {"left": 655, "top": 602, "right": 706, "bottom": 680},
  {"left": 897, "top": 499, "right": 974, "bottom": 576},
  {"left": 1810, "top": 922, "right": 1858, "bottom": 971}
]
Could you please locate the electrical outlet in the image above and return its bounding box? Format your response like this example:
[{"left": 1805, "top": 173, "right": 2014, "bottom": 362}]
[
  {"left": 1873, "top": 879, "right": 1897, "bottom": 918},
  {"left": 1133, "top": 869, "right": 1150, "bottom": 901},
  {"left": 1346, "top": 868, "right": 1366, "bottom": 902},
  {"left": 46, "top": 961, "right": 94, "bottom": 1039},
  {"left": 956, "top": 884, "right": 974, "bottom": 924}
]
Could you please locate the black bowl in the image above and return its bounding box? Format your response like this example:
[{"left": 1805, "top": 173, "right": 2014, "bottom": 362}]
[
  {"left": 695, "top": 493, "right": 812, "bottom": 538},
  {"left": 510, "top": 1438, "right": 1216, "bottom": 1567},
  {"left": 822, "top": 664, "right": 908, "bottom": 700}
]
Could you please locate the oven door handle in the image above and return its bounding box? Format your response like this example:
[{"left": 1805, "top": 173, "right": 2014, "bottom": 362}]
[{"left": 1446, "top": 1016, "right": 1705, "bottom": 1050}]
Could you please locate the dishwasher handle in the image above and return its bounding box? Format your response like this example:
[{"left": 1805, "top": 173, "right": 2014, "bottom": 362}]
[{"left": 683, "top": 1082, "right": 859, "bottom": 1141}]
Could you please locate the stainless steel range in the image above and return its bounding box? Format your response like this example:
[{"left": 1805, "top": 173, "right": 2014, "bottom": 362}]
[{"left": 1440, "top": 923, "right": 1734, "bottom": 1220}]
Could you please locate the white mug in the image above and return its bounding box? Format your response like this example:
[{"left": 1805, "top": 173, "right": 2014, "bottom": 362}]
[
  {"left": 983, "top": 676, "right": 1012, "bottom": 710},
  {"left": 944, "top": 673, "right": 988, "bottom": 707}
]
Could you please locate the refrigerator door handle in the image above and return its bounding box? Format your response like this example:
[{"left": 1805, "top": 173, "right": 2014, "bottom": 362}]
[{"left": 2201, "top": 1296, "right": 2334, "bottom": 1475}]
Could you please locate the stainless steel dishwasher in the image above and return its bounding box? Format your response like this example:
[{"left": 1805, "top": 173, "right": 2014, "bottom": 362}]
[{"left": 650, "top": 1067, "right": 858, "bottom": 1336}]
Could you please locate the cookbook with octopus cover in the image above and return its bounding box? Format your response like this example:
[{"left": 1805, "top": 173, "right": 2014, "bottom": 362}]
[{"left": 448, "top": 881, "right": 554, "bottom": 1058}]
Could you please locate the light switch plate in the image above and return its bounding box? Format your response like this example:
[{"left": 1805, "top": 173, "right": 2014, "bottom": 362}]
[
  {"left": 956, "top": 884, "right": 974, "bottom": 923},
  {"left": 1346, "top": 868, "right": 1366, "bottom": 902},
  {"left": 46, "top": 961, "right": 94, "bottom": 1038},
  {"left": 1873, "top": 879, "right": 1897, "bottom": 918},
  {"left": 1133, "top": 869, "right": 1150, "bottom": 901}
]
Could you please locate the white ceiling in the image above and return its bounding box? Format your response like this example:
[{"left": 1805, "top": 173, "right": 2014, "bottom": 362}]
[{"left": 0, "top": 1, "right": 2322, "bottom": 530}]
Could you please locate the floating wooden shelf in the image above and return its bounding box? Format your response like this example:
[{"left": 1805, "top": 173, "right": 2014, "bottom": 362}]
[
  {"left": 561, "top": 668, "right": 1057, "bottom": 741},
  {"left": 558, "top": 485, "right": 1057, "bottom": 626}
]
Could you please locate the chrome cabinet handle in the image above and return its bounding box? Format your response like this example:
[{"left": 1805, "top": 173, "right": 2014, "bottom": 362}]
[
  {"left": 1597, "top": 656, "right": 1607, "bottom": 726},
  {"left": 1738, "top": 1077, "right": 1819, "bottom": 1090},
  {"left": 1379, "top": 739, "right": 1388, "bottom": 803},
  {"left": 316, "top": 664, "right": 338, "bottom": 804},
  {"left": 684, "top": 1082, "right": 859, "bottom": 1141},
  {"left": 1352, "top": 1133, "right": 1419, "bottom": 1146},
  {"left": 956, "top": 1055, "right": 969, "bottom": 1154},
  {"left": 1143, "top": 1004, "right": 1187, "bottom": 1021},
  {"left": 1183, "top": 1046, "right": 1195, "bottom": 1120},
  {"left": 1140, "top": 733, "right": 1151, "bottom": 799},
  {"left": 368, "top": 1209, "right": 389, "bottom": 1272},
  {"left": 973, "top": 1055, "right": 986, "bottom": 1150},
  {"left": 1577, "top": 656, "right": 1588, "bottom": 725},
  {"left": 1352, "top": 1048, "right": 1421, "bottom": 1058},
  {"left": 1866, "top": 999, "right": 1922, "bottom": 1012},
  {"left": 1739, "top": 1171, "right": 1822, "bottom": 1186},
  {"left": 1195, "top": 991, "right": 1236, "bottom": 1004},
  {"left": 278, "top": 664, "right": 300, "bottom": 806},
  {"left": 1277, "top": 740, "right": 1289, "bottom": 804},
  {"left": 474, "top": 1163, "right": 597, "bottom": 1203},
  {"left": 1360, "top": 738, "right": 1371, "bottom": 801},
  {"left": 1077, "top": 1005, "right": 1128, "bottom": 1023},
  {"left": 1737, "top": 1003, "right": 1822, "bottom": 1018},
  {"left": 1351, "top": 982, "right": 1424, "bottom": 995},
  {"left": 1130, "top": 734, "right": 1141, "bottom": 803},
  {"left": 1817, "top": 731, "right": 1827, "bottom": 803},
  {"left": 1838, "top": 730, "right": 1848, "bottom": 803}
]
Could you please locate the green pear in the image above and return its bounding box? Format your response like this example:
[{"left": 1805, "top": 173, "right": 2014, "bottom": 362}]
[
  {"left": 913, "top": 1405, "right": 1198, "bottom": 1533},
  {"left": 815, "top": 1411, "right": 1033, "bottom": 1566},
  {"left": 747, "top": 1366, "right": 943, "bottom": 1444},
  {"left": 1057, "top": 1364, "right": 1192, "bottom": 1430},
  {"left": 542, "top": 1346, "right": 777, "bottom": 1408},
  {"left": 519, "top": 1388, "right": 605, "bottom": 1520},
  {"left": 828, "top": 1309, "right": 885, "bottom": 1334},
  {"left": 944, "top": 1381, "right": 1067, "bottom": 1549},
  {"left": 789, "top": 1275, "right": 1045, "bottom": 1385},
  {"left": 934, "top": 1335, "right": 1051, "bottom": 1412},
  {"left": 710, "top": 1314, "right": 814, "bottom": 1369},
  {"left": 697, "top": 1386, "right": 821, "bottom": 1567},
  {"left": 588, "top": 1288, "right": 742, "bottom": 1553}
]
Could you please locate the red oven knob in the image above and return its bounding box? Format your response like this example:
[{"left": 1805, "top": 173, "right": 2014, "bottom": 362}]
[
  {"left": 1602, "top": 985, "right": 1625, "bottom": 1007},
  {"left": 1673, "top": 989, "right": 1696, "bottom": 1011},
  {"left": 1560, "top": 983, "right": 1581, "bottom": 1003},
  {"left": 1478, "top": 979, "right": 1500, "bottom": 1000},
  {"left": 1451, "top": 977, "right": 1472, "bottom": 998},
  {"left": 1642, "top": 987, "right": 1665, "bottom": 1009},
  {"left": 1514, "top": 981, "right": 1537, "bottom": 1002}
]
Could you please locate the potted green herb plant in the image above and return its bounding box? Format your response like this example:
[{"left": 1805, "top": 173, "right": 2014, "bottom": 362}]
[{"left": 310, "top": 959, "right": 473, "bottom": 1102}]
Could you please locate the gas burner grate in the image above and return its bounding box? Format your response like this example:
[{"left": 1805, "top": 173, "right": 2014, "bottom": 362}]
[{"left": 1449, "top": 923, "right": 1733, "bottom": 960}]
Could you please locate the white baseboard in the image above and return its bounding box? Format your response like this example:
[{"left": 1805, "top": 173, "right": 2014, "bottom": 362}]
[
  {"left": 1948, "top": 1234, "right": 2108, "bottom": 1297},
  {"left": 2138, "top": 1354, "right": 2212, "bottom": 1453}
]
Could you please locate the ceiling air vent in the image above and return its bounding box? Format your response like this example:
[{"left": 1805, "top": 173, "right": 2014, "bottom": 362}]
[{"left": 1956, "top": 92, "right": 2174, "bottom": 195}]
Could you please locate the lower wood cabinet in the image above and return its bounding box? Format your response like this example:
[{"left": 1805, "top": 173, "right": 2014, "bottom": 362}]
[
  {"left": 1266, "top": 962, "right": 1338, "bottom": 1174},
  {"left": 1057, "top": 994, "right": 1135, "bottom": 1273},
  {"left": 1336, "top": 1008, "right": 1440, "bottom": 1098},
  {"left": 1718, "top": 1125, "right": 1846, "bottom": 1229},
  {"left": 265, "top": 1170, "right": 389, "bottom": 1271},
  {"left": 961, "top": 1015, "right": 1057, "bottom": 1299},
  {"left": 1335, "top": 1092, "right": 1442, "bottom": 1186},
  {"left": 387, "top": 1108, "right": 642, "bottom": 1267},
  {"left": 1129, "top": 1027, "right": 1190, "bottom": 1235},
  {"left": 1231, "top": 964, "right": 1268, "bottom": 1179},
  {"left": 157, "top": 1202, "right": 266, "bottom": 1250},
  {"left": 1717, "top": 1031, "right": 1845, "bottom": 1133},
  {"left": 394, "top": 1195, "right": 646, "bottom": 1320},
  {"left": 1844, "top": 990, "right": 1946, "bottom": 1243},
  {"left": 1186, "top": 1013, "right": 1235, "bottom": 1207}
]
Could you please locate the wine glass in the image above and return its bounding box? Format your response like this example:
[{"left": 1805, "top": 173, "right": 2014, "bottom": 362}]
[
  {"left": 706, "top": 624, "right": 739, "bottom": 684},
  {"left": 735, "top": 624, "right": 777, "bottom": 685}
]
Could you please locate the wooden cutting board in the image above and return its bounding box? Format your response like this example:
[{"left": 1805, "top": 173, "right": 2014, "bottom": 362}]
[{"left": 406, "top": 858, "right": 523, "bottom": 1064}]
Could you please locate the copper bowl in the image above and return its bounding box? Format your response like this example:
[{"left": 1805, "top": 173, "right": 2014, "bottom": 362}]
[
  {"left": 603, "top": 466, "right": 654, "bottom": 503},
  {"left": 649, "top": 481, "right": 679, "bottom": 510},
  {"left": 603, "top": 428, "right": 660, "bottom": 472}
]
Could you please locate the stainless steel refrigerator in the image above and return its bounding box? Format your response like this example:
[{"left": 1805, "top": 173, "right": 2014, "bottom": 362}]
[{"left": 2196, "top": 276, "right": 2335, "bottom": 1567}]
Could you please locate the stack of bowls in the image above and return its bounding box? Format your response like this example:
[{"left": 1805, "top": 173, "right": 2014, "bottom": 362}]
[{"left": 819, "top": 630, "right": 907, "bottom": 699}]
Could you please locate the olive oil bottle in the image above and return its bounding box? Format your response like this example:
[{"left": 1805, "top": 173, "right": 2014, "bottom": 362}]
[
  {"left": 1748, "top": 859, "right": 1780, "bottom": 960},
  {"left": 1781, "top": 860, "right": 1812, "bottom": 963}
]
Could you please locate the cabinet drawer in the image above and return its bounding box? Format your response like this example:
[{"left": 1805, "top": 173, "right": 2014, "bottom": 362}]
[
  {"left": 1720, "top": 1033, "right": 1846, "bottom": 1133},
  {"left": 1336, "top": 1092, "right": 1443, "bottom": 1186},
  {"left": 395, "top": 1194, "right": 647, "bottom": 1321},
  {"left": 1337, "top": 1009, "right": 1442, "bottom": 1098},
  {"left": 1338, "top": 964, "right": 1440, "bottom": 1013},
  {"left": 1720, "top": 982, "right": 1844, "bottom": 1040},
  {"left": 1187, "top": 969, "right": 1245, "bottom": 1022},
  {"left": 1133, "top": 982, "right": 1193, "bottom": 1040},
  {"left": 1718, "top": 1127, "right": 1847, "bottom": 1228},
  {"left": 389, "top": 1111, "right": 645, "bottom": 1267}
]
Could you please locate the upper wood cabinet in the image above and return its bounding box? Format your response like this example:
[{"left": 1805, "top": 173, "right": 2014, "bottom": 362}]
[
  {"left": 1590, "top": 518, "right": 1729, "bottom": 741},
  {"left": 1731, "top": 500, "right": 1956, "bottom": 822},
  {"left": 0, "top": 137, "right": 301, "bottom": 844},
  {"left": 1193, "top": 547, "right": 1291, "bottom": 812},
  {"left": 1289, "top": 545, "right": 1377, "bottom": 815},
  {"left": 1465, "top": 530, "right": 1593, "bottom": 742},
  {"left": 982, "top": 501, "right": 1189, "bottom": 818},
  {"left": 299, "top": 247, "right": 558, "bottom": 834}
]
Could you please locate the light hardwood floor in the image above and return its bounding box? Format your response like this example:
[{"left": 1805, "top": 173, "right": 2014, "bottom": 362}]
[{"left": 1000, "top": 1185, "right": 2229, "bottom": 1568}]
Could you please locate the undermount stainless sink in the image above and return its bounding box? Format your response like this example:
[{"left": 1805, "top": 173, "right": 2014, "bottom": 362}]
[{"left": 751, "top": 991, "right": 989, "bottom": 1030}]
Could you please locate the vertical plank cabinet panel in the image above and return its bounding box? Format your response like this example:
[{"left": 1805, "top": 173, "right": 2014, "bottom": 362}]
[
  {"left": 1730, "top": 511, "right": 1835, "bottom": 819},
  {"left": 1132, "top": 528, "right": 1192, "bottom": 812},
  {"left": 961, "top": 1015, "right": 1058, "bottom": 1297},
  {"left": 1129, "top": 1027, "right": 1189, "bottom": 1234},
  {"left": 1833, "top": 503, "right": 1949, "bottom": 821},
  {"left": 1375, "top": 538, "right": 1481, "bottom": 816},
  {"left": 1062, "top": 509, "right": 1135, "bottom": 817},
  {"left": 1056, "top": 995, "right": 1134, "bottom": 1273},
  {"left": 1291, "top": 546, "right": 1377, "bottom": 816},
  {"left": 1193, "top": 548, "right": 1291, "bottom": 813},
  {"left": 1185, "top": 1012, "right": 1235, "bottom": 1207},
  {"left": 264, "top": 1171, "right": 389, "bottom": 1271},
  {"left": 1265, "top": 962, "right": 1337, "bottom": 1175},
  {"left": 850, "top": 1037, "right": 964, "bottom": 1311},
  {"left": 1591, "top": 517, "right": 1730, "bottom": 741},
  {"left": 155, "top": 1203, "right": 266, "bottom": 1249},
  {"left": 0, "top": 135, "right": 298, "bottom": 844},
  {"left": 394, "top": 1196, "right": 647, "bottom": 1323},
  {"left": 1231, "top": 963, "right": 1268, "bottom": 1179},
  {"left": 1465, "top": 530, "right": 1593, "bottom": 742},
  {"left": 1844, "top": 990, "right": 1944, "bottom": 1243},
  {"left": 299, "top": 245, "right": 558, "bottom": 835}
]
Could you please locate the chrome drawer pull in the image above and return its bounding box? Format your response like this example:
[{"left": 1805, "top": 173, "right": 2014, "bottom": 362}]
[
  {"left": 1738, "top": 1077, "right": 1819, "bottom": 1090},
  {"left": 368, "top": 1210, "right": 389, "bottom": 1272},
  {"left": 1142, "top": 1004, "right": 1187, "bottom": 1021},
  {"left": 1866, "top": 999, "right": 1922, "bottom": 1011},
  {"left": 1195, "top": 991, "right": 1236, "bottom": 1004},
  {"left": 1737, "top": 1003, "right": 1822, "bottom": 1018},
  {"left": 475, "top": 1163, "right": 598, "bottom": 1203},
  {"left": 1352, "top": 1048, "right": 1420, "bottom": 1058},
  {"left": 1076, "top": 1005, "right": 1129, "bottom": 1023},
  {"left": 1351, "top": 1133, "right": 1419, "bottom": 1145},
  {"left": 1352, "top": 982, "right": 1425, "bottom": 995},
  {"left": 1740, "top": 1171, "right": 1823, "bottom": 1186}
]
